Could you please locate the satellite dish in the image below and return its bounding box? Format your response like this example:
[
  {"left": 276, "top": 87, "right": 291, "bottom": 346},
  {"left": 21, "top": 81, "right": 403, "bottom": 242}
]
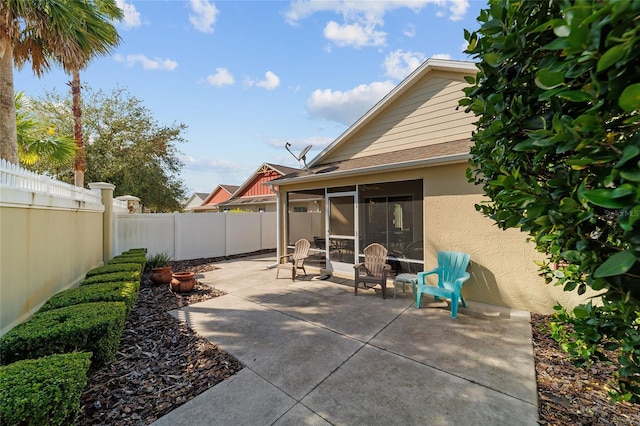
[{"left": 285, "top": 143, "right": 313, "bottom": 172}]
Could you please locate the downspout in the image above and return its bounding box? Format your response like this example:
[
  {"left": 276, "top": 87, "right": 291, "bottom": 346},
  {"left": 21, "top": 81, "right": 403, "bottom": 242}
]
[{"left": 267, "top": 183, "right": 280, "bottom": 269}]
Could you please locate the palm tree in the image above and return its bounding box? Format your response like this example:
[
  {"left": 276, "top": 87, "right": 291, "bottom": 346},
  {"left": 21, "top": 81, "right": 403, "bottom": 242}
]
[
  {"left": 0, "top": 0, "right": 123, "bottom": 185},
  {"left": 15, "top": 92, "right": 77, "bottom": 168}
]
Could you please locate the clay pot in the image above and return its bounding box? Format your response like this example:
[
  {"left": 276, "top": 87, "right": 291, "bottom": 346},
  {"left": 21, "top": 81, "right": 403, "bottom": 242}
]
[
  {"left": 170, "top": 271, "right": 196, "bottom": 293},
  {"left": 149, "top": 266, "right": 173, "bottom": 284}
]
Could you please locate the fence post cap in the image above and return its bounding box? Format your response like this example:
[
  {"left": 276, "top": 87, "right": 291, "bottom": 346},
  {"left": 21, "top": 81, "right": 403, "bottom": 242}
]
[{"left": 88, "top": 182, "right": 116, "bottom": 190}]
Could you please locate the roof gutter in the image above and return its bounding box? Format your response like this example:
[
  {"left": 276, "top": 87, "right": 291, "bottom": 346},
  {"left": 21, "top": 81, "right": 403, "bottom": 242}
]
[{"left": 273, "top": 153, "right": 471, "bottom": 186}]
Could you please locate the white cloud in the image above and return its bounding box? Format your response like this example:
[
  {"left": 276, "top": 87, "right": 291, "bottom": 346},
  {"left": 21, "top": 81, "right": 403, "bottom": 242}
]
[
  {"left": 189, "top": 0, "right": 219, "bottom": 33},
  {"left": 115, "top": 0, "right": 141, "bottom": 28},
  {"left": 206, "top": 68, "right": 234, "bottom": 87},
  {"left": 403, "top": 23, "right": 416, "bottom": 37},
  {"left": 307, "top": 80, "right": 396, "bottom": 125},
  {"left": 257, "top": 71, "right": 281, "bottom": 90},
  {"left": 114, "top": 54, "right": 177, "bottom": 70},
  {"left": 323, "top": 21, "right": 386, "bottom": 48},
  {"left": 448, "top": 0, "right": 469, "bottom": 21},
  {"left": 383, "top": 49, "right": 425, "bottom": 80},
  {"left": 245, "top": 71, "right": 281, "bottom": 90},
  {"left": 284, "top": 1, "right": 470, "bottom": 37},
  {"left": 431, "top": 53, "right": 452, "bottom": 60}
]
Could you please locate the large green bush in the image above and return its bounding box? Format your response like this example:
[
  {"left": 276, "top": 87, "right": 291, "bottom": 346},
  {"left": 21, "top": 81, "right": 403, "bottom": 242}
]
[
  {"left": 80, "top": 270, "right": 141, "bottom": 286},
  {"left": 85, "top": 262, "right": 142, "bottom": 278},
  {"left": 0, "top": 352, "right": 91, "bottom": 426},
  {"left": 39, "top": 281, "right": 140, "bottom": 313},
  {"left": 0, "top": 302, "right": 126, "bottom": 368},
  {"left": 462, "top": 0, "right": 640, "bottom": 402}
]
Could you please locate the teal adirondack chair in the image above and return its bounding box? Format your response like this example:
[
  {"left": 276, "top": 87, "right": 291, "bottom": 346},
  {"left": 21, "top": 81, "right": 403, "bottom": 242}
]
[{"left": 415, "top": 251, "right": 471, "bottom": 318}]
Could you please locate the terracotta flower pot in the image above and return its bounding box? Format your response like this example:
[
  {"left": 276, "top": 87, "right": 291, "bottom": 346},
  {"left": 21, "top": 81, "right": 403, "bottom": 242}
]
[
  {"left": 149, "top": 266, "right": 173, "bottom": 284},
  {"left": 170, "top": 271, "right": 196, "bottom": 293}
]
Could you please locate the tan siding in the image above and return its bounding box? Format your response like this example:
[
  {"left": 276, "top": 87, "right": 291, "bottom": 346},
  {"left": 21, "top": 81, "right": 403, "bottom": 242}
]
[{"left": 324, "top": 74, "right": 474, "bottom": 163}]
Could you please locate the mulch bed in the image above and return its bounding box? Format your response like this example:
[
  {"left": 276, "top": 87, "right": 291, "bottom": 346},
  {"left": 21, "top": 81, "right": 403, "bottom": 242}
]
[
  {"left": 76, "top": 253, "right": 639, "bottom": 425},
  {"left": 532, "top": 314, "right": 640, "bottom": 425}
]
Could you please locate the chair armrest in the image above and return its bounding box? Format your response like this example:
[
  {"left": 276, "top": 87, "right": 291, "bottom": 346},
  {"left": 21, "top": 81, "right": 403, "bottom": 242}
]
[
  {"left": 383, "top": 264, "right": 392, "bottom": 270},
  {"left": 453, "top": 272, "right": 471, "bottom": 291},
  {"left": 353, "top": 262, "right": 365, "bottom": 270},
  {"left": 417, "top": 268, "right": 438, "bottom": 284}
]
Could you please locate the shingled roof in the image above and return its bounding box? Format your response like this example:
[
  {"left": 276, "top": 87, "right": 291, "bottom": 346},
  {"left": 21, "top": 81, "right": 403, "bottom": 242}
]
[{"left": 272, "top": 138, "right": 472, "bottom": 184}]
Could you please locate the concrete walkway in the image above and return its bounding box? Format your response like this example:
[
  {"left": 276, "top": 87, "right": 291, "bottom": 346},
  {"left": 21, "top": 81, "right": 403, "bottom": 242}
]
[{"left": 152, "top": 254, "right": 538, "bottom": 426}]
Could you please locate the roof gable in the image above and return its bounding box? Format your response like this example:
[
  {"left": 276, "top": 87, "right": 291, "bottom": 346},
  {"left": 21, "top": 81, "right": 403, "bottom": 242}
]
[
  {"left": 231, "top": 163, "right": 299, "bottom": 199},
  {"left": 309, "top": 59, "right": 477, "bottom": 167}
]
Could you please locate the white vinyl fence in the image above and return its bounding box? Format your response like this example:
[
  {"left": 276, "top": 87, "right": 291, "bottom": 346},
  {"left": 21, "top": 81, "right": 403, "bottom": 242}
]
[{"left": 114, "top": 211, "right": 277, "bottom": 261}]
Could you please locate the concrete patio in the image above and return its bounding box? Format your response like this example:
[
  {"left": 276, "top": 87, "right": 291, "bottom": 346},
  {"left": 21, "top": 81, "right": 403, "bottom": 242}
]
[{"left": 152, "top": 254, "right": 538, "bottom": 426}]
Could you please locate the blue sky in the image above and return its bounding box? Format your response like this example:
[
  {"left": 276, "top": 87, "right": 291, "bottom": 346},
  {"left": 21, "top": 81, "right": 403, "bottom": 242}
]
[{"left": 14, "top": 0, "right": 484, "bottom": 194}]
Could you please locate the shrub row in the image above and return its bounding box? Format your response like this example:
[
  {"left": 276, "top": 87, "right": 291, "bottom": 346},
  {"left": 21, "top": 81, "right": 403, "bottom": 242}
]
[
  {"left": 0, "top": 352, "right": 92, "bottom": 426},
  {"left": 80, "top": 270, "right": 141, "bottom": 286},
  {"left": 0, "top": 301, "right": 127, "bottom": 368},
  {"left": 85, "top": 262, "right": 142, "bottom": 277},
  {"left": 0, "top": 248, "right": 147, "bottom": 425},
  {"left": 39, "top": 281, "right": 140, "bottom": 314}
]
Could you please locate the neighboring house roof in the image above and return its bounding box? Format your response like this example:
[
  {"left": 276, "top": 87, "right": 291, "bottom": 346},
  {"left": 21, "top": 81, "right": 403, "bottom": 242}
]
[
  {"left": 219, "top": 163, "right": 301, "bottom": 208},
  {"left": 183, "top": 192, "right": 211, "bottom": 210},
  {"left": 271, "top": 58, "right": 477, "bottom": 186},
  {"left": 192, "top": 184, "right": 239, "bottom": 212}
]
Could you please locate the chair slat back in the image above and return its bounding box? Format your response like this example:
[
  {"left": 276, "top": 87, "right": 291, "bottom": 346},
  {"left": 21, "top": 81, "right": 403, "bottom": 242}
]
[
  {"left": 364, "top": 243, "right": 388, "bottom": 276},
  {"left": 292, "top": 239, "right": 311, "bottom": 266},
  {"left": 438, "top": 251, "right": 471, "bottom": 288}
]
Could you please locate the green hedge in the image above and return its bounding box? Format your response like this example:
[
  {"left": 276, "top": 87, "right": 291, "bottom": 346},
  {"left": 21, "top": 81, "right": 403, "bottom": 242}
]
[
  {"left": 0, "top": 352, "right": 91, "bottom": 426},
  {"left": 123, "top": 248, "right": 147, "bottom": 255},
  {"left": 85, "top": 262, "right": 142, "bottom": 278},
  {"left": 108, "top": 255, "right": 147, "bottom": 266},
  {"left": 80, "top": 270, "right": 141, "bottom": 286},
  {"left": 39, "top": 281, "right": 140, "bottom": 314},
  {"left": 0, "top": 302, "right": 127, "bottom": 368}
]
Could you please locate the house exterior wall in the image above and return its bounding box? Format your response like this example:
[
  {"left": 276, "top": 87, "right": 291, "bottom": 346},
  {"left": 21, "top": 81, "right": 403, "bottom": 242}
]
[
  {"left": 278, "top": 163, "right": 590, "bottom": 314},
  {"left": 205, "top": 189, "right": 231, "bottom": 205},
  {"left": 322, "top": 71, "right": 476, "bottom": 163}
]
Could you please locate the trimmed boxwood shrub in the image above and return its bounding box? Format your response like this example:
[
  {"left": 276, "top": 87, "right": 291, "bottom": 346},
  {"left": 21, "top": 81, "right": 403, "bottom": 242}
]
[
  {"left": 123, "top": 248, "right": 147, "bottom": 255},
  {"left": 108, "top": 255, "right": 146, "bottom": 266},
  {"left": 0, "top": 302, "right": 127, "bottom": 368},
  {"left": 0, "top": 352, "right": 91, "bottom": 426},
  {"left": 39, "top": 281, "right": 140, "bottom": 314},
  {"left": 80, "top": 270, "right": 141, "bottom": 286},
  {"left": 85, "top": 262, "right": 142, "bottom": 278}
]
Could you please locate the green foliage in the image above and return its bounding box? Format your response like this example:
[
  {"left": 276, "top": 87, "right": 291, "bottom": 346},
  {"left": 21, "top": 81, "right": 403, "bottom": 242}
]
[
  {"left": 27, "top": 86, "right": 188, "bottom": 211},
  {"left": 15, "top": 92, "right": 77, "bottom": 168},
  {"left": 39, "top": 281, "right": 140, "bottom": 314},
  {"left": 123, "top": 248, "right": 147, "bottom": 255},
  {"left": 107, "top": 254, "right": 147, "bottom": 267},
  {"left": 462, "top": 0, "right": 640, "bottom": 402},
  {"left": 0, "top": 302, "right": 126, "bottom": 369},
  {"left": 85, "top": 262, "right": 142, "bottom": 278},
  {"left": 0, "top": 352, "right": 92, "bottom": 426},
  {"left": 80, "top": 270, "right": 141, "bottom": 286},
  {"left": 549, "top": 302, "right": 640, "bottom": 403},
  {"left": 145, "top": 251, "right": 172, "bottom": 271}
]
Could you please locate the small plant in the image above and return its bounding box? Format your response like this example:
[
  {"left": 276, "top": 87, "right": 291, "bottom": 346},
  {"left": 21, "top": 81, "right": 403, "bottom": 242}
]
[{"left": 145, "top": 252, "right": 172, "bottom": 272}]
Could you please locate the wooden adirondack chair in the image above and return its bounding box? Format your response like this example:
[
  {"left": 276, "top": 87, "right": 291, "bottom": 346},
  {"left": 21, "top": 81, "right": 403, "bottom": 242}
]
[
  {"left": 416, "top": 251, "right": 471, "bottom": 318},
  {"left": 276, "top": 239, "right": 311, "bottom": 281},
  {"left": 354, "top": 243, "right": 392, "bottom": 299}
]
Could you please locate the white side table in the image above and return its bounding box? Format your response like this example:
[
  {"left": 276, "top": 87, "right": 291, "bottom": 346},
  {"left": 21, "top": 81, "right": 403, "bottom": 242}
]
[{"left": 394, "top": 273, "right": 418, "bottom": 299}]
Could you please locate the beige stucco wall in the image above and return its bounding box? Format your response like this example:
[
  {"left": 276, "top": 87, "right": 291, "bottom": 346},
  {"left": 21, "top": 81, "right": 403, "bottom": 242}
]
[
  {"left": 422, "top": 163, "right": 591, "bottom": 314},
  {"left": 0, "top": 205, "right": 103, "bottom": 336}
]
